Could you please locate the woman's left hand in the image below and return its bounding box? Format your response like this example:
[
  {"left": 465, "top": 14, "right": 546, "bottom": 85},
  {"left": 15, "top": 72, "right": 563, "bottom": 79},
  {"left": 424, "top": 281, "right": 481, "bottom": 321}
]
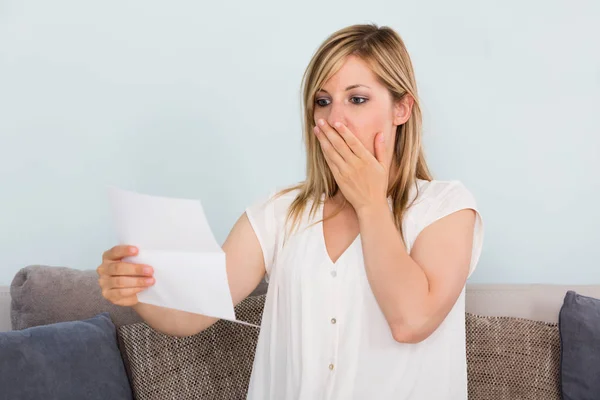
[{"left": 314, "top": 119, "right": 389, "bottom": 213}]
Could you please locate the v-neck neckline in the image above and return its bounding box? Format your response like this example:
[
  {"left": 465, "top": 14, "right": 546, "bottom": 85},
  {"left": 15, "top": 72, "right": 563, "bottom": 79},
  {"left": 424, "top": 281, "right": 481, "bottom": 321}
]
[
  {"left": 317, "top": 192, "right": 398, "bottom": 266},
  {"left": 318, "top": 195, "right": 360, "bottom": 266}
]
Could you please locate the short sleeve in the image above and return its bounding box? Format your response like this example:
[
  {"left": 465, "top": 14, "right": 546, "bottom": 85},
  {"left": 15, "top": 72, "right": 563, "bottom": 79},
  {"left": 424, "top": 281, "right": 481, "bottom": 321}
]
[
  {"left": 245, "top": 190, "right": 278, "bottom": 279},
  {"left": 420, "top": 181, "right": 484, "bottom": 278}
]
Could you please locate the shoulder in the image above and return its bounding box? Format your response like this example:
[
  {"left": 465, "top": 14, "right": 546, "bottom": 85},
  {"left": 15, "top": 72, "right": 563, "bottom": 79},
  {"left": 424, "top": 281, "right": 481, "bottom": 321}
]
[
  {"left": 246, "top": 185, "right": 302, "bottom": 218},
  {"left": 407, "top": 179, "right": 480, "bottom": 229},
  {"left": 411, "top": 179, "right": 477, "bottom": 211}
]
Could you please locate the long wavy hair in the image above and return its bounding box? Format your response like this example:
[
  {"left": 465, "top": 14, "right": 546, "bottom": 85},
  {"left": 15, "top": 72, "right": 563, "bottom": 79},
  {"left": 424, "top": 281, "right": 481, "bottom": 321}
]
[{"left": 276, "top": 23, "right": 432, "bottom": 244}]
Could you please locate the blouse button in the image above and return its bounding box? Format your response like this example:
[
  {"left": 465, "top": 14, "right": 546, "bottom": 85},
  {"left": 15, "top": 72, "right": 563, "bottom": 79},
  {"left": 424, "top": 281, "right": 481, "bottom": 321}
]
[
  {"left": 331, "top": 318, "right": 337, "bottom": 324},
  {"left": 330, "top": 271, "right": 337, "bottom": 277},
  {"left": 329, "top": 363, "right": 335, "bottom": 370}
]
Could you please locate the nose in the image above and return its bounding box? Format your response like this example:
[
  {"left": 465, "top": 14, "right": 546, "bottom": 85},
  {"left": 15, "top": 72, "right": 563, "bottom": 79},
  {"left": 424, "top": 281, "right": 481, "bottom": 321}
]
[{"left": 326, "top": 102, "right": 347, "bottom": 127}]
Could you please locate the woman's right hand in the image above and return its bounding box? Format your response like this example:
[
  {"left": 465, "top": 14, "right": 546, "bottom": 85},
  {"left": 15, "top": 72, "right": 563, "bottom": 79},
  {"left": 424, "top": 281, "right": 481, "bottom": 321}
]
[{"left": 97, "top": 245, "right": 155, "bottom": 307}]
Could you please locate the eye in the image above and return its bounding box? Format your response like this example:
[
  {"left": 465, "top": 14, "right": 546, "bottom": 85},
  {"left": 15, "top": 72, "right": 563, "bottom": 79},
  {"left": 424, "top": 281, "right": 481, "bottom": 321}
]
[
  {"left": 350, "top": 96, "right": 367, "bottom": 105},
  {"left": 315, "top": 98, "right": 330, "bottom": 107}
]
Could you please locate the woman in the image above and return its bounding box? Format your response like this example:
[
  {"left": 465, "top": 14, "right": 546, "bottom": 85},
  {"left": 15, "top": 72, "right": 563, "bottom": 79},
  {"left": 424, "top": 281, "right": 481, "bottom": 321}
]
[{"left": 98, "top": 24, "right": 483, "bottom": 399}]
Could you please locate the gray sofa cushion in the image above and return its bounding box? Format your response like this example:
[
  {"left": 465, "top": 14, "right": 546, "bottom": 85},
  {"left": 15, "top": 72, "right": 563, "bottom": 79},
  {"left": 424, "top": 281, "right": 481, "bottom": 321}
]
[
  {"left": 10, "top": 265, "right": 268, "bottom": 331},
  {"left": 466, "top": 313, "right": 561, "bottom": 400},
  {"left": 118, "top": 295, "right": 265, "bottom": 400},
  {"left": 10, "top": 265, "right": 142, "bottom": 330},
  {"left": 0, "top": 313, "right": 132, "bottom": 400},
  {"left": 559, "top": 290, "right": 600, "bottom": 400}
]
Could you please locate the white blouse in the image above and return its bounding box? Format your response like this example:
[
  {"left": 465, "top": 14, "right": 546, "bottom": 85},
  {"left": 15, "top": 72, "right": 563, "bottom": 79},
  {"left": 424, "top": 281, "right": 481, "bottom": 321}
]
[{"left": 244, "top": 179, "right": 484, "bottom": 400}]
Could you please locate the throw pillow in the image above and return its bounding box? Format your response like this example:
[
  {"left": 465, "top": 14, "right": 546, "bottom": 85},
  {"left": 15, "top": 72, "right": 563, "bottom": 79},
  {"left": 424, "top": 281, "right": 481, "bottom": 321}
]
[
  {"left": 0, "top": 312, "right": 132, "bottom": 400},
  {"left": 559, "top": 290, "right": 600, "bottom": 400},
  {"left": 466, "top": 313, "right": 561, "bottom": 400},
  {"left": 118, "top": 295, "right": 265, "bottom": 400}
]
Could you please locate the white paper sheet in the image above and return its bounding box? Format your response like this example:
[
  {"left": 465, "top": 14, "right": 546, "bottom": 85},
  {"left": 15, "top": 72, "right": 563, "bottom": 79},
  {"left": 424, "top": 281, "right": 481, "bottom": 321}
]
[{"left": 107, "top": 186, "right": 259, "bottom": 328}]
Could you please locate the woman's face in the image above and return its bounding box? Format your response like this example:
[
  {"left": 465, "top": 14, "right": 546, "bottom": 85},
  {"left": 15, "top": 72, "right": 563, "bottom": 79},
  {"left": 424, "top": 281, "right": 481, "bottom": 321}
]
[{"left": 313, "top": 55, "right": 412, "bottom": 167}]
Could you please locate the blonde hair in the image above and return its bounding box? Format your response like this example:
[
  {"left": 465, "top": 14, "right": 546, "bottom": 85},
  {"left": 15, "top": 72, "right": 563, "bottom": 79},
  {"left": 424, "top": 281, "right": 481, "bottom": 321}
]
[{"left": 276, "top": 23, "right": 432, "bottom": 244}]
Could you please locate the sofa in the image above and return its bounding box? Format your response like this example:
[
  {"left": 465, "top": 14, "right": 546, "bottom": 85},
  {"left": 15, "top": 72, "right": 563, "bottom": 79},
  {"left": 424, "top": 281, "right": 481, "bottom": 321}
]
[{"left": 1, "top": 265, "right": 599, "bottom": 400}]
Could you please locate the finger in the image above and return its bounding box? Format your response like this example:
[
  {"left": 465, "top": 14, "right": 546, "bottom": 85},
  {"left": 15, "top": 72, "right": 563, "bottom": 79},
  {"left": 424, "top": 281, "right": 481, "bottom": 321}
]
[
  {"left": 103, "top": 245, "right": 138, "bottom": 262},
  {"left": 105, "top": 287, "right": 146, "bottom": 303},
  {"left": 105, "top": 275, "right": 155, "bottom": 290},
  {"left": 321, "top": 145, "right": 341, "bottom": 178},
  {"left": 106, "top": 261, "right": 154, "bottom": 277},
  {"left": 374, "top": 132, "right": 386, "bottom": 165},
  {"left": 333, "top": 122, "right": 371, "bottom": 160},
  {"left": 317, "top": 120, "right": 357, "bottom": 162},
  {"left": 99, "top": 276, "right": 151, "bottom": 291},
  {"left": 315, "top": 125, "right": 346, "bottom": 171}
]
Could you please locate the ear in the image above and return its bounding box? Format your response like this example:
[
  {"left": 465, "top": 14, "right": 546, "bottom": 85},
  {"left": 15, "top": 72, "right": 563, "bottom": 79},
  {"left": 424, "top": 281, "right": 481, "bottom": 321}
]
[{"left": 393, "top": 94, "right": 414, "bottom": 126}]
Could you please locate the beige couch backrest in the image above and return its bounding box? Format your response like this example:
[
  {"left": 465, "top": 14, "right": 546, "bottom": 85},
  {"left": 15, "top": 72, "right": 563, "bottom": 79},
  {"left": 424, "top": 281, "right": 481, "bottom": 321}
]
[{"left": 466, "top": 284, "right": 600, "bottom": 323}]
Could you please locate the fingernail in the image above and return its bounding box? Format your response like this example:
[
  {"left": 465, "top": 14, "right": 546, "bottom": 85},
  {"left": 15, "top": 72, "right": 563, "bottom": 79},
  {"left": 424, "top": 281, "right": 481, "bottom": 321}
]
[
  {"left": 334, "top": 122, "right": 341, "bottom": 128},
  {"left": 143, "top": 267, "right": 152, "bottom": 275},
  {"left": 313, "top": 126, "right": 320, "bottom": 134},
  {"left": 146, "top": 278, "right": 154, "bottom": 285},
  {"left": 130, "top": 247, "right": 137, "bottom": 254},
  {"left": 318, "top": 119, "right": 325, "bottom": 126}
]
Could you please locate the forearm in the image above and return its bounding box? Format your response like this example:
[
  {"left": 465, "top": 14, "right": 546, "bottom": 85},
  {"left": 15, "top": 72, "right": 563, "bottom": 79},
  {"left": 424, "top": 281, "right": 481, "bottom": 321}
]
[
  {"left": 132, "top": 302, "right": 218, "bottom": 338},
  {"left": 357, "top": 202, "right": 431, "bottom": 338}
]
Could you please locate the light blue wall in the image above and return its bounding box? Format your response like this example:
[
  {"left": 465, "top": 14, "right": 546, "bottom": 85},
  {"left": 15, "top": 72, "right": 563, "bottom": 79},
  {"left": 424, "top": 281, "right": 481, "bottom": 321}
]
[{"left": 1, "top": 0, "right": 598, "bottom": 286}]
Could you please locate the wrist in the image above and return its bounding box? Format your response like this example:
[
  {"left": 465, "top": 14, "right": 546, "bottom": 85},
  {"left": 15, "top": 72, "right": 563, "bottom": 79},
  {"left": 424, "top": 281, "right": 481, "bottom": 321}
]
[{"left": 356, "top": 198, "right": 390, "bottom": 221}]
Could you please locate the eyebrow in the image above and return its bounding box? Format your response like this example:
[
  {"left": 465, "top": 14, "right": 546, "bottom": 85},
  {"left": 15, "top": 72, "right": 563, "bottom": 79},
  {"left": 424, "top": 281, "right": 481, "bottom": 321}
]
[{"left": 318, "top": 84, "right": 371, "bottom": 94}]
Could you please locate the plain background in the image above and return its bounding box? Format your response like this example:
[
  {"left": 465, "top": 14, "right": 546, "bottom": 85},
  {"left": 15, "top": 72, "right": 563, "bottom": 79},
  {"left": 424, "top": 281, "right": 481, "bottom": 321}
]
[{"left": 1, "top": 0, "right": 598, "bottom": 286}]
